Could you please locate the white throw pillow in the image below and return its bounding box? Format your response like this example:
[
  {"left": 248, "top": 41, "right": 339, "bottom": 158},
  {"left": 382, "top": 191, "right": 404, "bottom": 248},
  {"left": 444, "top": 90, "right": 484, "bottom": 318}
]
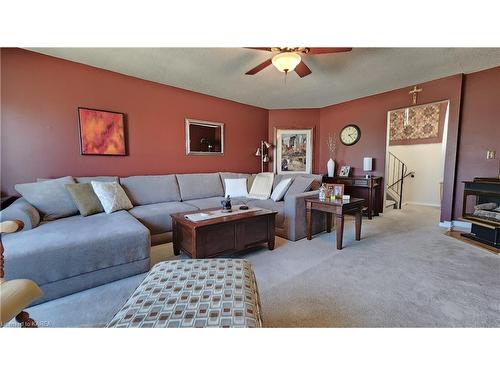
[
  {"left": 270, "top": 178, "right": 293, "bottom": 202},
  {"left": 91, "top": 181, "right": 133, "bottom": 214},
  {"left": 247, "top": 172, "right": 274, "bottom": 200},
  {"left": 224, "top": 178, "right": 248, "bottom": 198}
]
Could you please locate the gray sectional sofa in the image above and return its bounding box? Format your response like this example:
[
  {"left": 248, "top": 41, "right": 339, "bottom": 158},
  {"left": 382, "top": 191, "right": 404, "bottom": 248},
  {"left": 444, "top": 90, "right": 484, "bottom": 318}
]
[{"left": 1, "top": 172, "right": 326, "bottom": 304}]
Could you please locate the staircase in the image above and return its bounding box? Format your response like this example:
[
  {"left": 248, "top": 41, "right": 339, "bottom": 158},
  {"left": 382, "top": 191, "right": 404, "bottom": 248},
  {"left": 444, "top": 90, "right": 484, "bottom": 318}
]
[{"left": 386, "top": 152, "right": 414, "bottom": 209}]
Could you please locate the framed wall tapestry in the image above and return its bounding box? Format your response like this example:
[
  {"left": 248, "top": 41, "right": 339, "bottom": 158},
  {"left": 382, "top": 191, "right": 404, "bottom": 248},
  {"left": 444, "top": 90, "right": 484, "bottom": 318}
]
[
  {"left": 78, "top": 107, "right": 127, "bottom": 156},
  {"left": 275, "top": 128, "right": 313, "bottom": 174},
  {"left": 388, "top": 101, "right": 448, "bottom": 146}
]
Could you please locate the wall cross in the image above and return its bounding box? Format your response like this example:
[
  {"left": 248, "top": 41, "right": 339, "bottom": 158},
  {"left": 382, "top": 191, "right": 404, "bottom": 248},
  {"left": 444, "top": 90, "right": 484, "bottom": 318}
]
[{"left": 409, "top": 85, "right": 422, "bottom": 105}]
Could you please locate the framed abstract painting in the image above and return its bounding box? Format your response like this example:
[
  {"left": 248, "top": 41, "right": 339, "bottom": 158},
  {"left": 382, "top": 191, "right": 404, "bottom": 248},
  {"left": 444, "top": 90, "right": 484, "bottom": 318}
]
[{"left": 77, "top": 107, "right": 127, "bottom": 156}]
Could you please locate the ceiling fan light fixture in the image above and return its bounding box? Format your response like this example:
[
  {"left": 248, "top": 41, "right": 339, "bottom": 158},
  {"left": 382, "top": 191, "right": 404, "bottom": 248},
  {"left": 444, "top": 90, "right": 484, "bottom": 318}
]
[{"left": 271, "top": 52, "right": 301, "bottom": 73}]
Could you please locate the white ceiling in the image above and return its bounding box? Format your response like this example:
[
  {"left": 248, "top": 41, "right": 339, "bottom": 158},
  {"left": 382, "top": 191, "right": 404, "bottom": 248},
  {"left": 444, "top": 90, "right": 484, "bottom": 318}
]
[{"left": 28, "top": 48, "right": 500, "bottom": 109}]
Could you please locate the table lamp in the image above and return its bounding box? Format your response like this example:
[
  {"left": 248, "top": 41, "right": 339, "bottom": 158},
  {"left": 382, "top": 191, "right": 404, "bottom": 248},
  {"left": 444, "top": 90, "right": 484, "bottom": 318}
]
[{"left": 363, "top": 157, "right": 373, "bottom": 178}]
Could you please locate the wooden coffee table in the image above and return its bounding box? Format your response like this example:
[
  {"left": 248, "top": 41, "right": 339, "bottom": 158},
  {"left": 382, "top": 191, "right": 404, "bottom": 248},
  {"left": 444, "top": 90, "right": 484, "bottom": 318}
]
[
  {"left": 171, "top": 207, "right": 277, "bottom": 258},
  {"left": 306, "top": 197, "right": 365, "bottom": 250}
]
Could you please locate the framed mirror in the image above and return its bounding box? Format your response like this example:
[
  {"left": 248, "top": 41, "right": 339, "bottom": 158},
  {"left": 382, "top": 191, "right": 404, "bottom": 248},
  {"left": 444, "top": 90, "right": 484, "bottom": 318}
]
[{"left": 185, "top": 118, "right": 224, "bottom": 155}]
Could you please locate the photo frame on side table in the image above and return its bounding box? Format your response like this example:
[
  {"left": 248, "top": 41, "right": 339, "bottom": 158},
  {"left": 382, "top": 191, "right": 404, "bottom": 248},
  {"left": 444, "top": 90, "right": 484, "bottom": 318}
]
[
  {"left": 325, "top": 183, "right": 345, "bottom": 199},
  {"left": 275, "top": 128, "right": 313, "bottom": 174},
  {"left": 339, "top": 165, "right": 351, "bottom": 177}
]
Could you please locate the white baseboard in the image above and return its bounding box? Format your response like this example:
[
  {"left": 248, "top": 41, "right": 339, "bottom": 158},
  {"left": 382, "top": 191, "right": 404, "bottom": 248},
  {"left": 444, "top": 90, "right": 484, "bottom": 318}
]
[
  {"left": 439, "top": 221, "right": 452, "bottom": 229},
  {"left": 439, "top": 220, "right": 472, "bottom": 231}
]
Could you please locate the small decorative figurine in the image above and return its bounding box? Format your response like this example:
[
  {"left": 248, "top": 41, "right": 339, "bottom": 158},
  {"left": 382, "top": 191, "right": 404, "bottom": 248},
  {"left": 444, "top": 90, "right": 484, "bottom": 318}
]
[{"left": 221, "top": 195, "right": 232, "bottom": 212}]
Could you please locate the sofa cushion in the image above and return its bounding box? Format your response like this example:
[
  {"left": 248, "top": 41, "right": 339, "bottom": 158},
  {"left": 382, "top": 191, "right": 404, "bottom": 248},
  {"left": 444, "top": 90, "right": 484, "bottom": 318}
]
[
  {"left": 183, "top": 197, "right": 225, "bottom": 210},
  {"left": 15, "top": 176, "right": 78, "bottom": 221},
  {"left": 176, "top": 173, "right": 224, "bottom": 201},
  {"left": 273, "top": 173, "right": 323, "bottom": 189},
  {"left": 3, "top": 211, "right": 150, "bottom": 286},
  {"left": 187, "top": 197, "right": 249, "bottom": 207},
  {"left": 247, "top": 199, "right": 285, "bottom": 228},
  {"left": 128, "top": 202, "right": 195, "bottom": 235},
  {"left": 230, "top": 197, "right": 252, "bottom": 206},
  {"left": 285, "top": 176, "right": 316, "bottom": 198},
  {"left": 37, "top": 176, "right": 119, "bottom": 184},
  {"left": 120, "top": 175, "right": 181, "bottom": 205},
  {"left": 0, "top": 198, "right": 41, "bottom": 230}
]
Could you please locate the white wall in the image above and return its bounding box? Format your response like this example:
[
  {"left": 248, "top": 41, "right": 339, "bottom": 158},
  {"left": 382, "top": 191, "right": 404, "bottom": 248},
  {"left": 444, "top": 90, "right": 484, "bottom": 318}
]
[{"left": 387, "top": 143, "right": 444, "bottom": 207}]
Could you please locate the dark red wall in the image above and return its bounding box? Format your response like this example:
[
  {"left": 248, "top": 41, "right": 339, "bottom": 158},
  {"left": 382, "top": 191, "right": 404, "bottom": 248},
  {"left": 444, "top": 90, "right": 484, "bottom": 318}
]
[
  {"left": 267, "top": 109, "right": 320, "bottom": 172},
  {"left": 0, "top": 48, "right": 268, "bottom": 196},
  {"left": 318, "top": 75, "right": 463, "bottom": 221},
  {"left": 318, "top": 75, "right": 462, "bottom": 176},
  {"left": 266, "top": 96, "right": 462, "bottom": 220},
  {"left": 453, "top": 66, "right": 500, "bottom": 218}
]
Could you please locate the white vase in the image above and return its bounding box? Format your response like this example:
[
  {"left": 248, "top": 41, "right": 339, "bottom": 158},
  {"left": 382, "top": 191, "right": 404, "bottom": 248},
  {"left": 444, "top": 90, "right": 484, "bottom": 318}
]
[{"left": 327, "top": 158, "right": 335, "bottom": 177}]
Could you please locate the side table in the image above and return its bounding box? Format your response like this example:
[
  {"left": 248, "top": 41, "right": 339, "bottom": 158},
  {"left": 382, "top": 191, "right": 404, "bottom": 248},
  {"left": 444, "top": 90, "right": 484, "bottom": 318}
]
[{"left": 306, "top": 197, "right": 365, "bottom": 250}]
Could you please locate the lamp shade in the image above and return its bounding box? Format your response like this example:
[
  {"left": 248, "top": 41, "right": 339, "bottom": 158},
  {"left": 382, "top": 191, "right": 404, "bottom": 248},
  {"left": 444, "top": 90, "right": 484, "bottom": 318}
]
[
  {"left": 272, "top": 52, "right": 301, "bottom": 73},
  {"left": 363, "top": 157, "right": 373, "bottom": 172}
]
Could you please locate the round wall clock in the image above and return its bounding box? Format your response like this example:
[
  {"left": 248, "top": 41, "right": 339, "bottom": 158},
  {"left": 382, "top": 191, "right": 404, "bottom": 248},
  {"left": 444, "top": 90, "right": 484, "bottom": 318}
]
[{"left": 340, "top": 124, "right": 361, "bottom": 146}]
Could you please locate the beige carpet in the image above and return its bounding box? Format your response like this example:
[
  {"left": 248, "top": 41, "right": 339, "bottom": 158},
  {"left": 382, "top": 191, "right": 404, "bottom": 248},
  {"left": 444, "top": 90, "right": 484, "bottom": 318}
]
[{"left": 26, "top": 205, "right": 500, "bottom": 327}]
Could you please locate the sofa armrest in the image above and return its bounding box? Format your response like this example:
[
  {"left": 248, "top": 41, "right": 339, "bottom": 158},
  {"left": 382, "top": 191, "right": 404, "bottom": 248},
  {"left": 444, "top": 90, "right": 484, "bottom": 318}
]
[
  {"left": 0, "top": 198, "right": 40, "bottom": 230},
  {"left": 284, "top": 190, "right": 325, "bottom": 241}
]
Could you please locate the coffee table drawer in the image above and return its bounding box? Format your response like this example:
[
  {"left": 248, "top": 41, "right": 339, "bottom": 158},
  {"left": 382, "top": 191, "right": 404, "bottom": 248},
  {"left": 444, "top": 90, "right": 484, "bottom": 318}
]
[
  {"left": 235, "top": 216, "right": 272, "bottom": 248},
  {"left": 172, "top": 209, "right": 276, "bottom": 258},
  {"left": 198, "top": 223, "right": 237, "bottom": 257}
]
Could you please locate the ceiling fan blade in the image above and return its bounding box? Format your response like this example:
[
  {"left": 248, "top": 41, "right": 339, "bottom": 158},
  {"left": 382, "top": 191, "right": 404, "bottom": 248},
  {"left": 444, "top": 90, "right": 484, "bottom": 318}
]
[
  {"left": 245, "top": 47, "right": 273, "bottom": 52},
  {"left": 295, "top": 61, "right": 312, "bottom": 78},
  {"left": 245, "top": 59, "right": 273, "bottom": 75},
  {"left": 306, "top": 48, "right": 352, "bottom": 55}
]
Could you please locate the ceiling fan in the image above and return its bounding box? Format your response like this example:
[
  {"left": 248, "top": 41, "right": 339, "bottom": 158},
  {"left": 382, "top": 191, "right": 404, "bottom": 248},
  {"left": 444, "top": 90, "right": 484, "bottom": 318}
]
[{"left": 245, "top": 47, "right": 352, "bottom": 78}]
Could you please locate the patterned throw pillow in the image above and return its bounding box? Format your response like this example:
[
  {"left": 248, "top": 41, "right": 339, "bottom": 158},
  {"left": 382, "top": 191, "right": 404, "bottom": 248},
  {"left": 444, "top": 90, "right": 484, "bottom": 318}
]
[{"left": 91, "top": 181, "right": 133, "bottom": 214}]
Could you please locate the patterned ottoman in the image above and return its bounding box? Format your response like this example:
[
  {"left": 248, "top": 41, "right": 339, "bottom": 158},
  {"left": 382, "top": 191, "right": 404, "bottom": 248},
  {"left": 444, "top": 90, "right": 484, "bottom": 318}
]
[{"left": 107, "top": 259, "right": 262, "bottom": 328}]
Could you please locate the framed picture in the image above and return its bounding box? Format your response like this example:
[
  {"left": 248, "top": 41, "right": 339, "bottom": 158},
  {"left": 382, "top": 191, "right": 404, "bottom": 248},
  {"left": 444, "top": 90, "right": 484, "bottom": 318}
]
[
  {"left": 78, "top": 107, "right": 127, "bottom": 156},
  {"left": 326, "top": 183, "right": 345, "bottom": 198},
  {"left": 275, "top": 128, "right": 313, "bottom": 174},
  {"left": 185, "top": 118, "right": 224, "bottom": 155},
  {"left": 339, "top": 165, "right": 351, "bottom": 177}
]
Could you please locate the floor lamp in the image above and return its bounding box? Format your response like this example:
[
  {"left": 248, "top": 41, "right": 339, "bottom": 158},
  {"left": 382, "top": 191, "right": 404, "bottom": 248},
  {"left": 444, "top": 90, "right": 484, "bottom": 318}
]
[{"left": 255, "top": 141, "right": 273, "bottom": 173}]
